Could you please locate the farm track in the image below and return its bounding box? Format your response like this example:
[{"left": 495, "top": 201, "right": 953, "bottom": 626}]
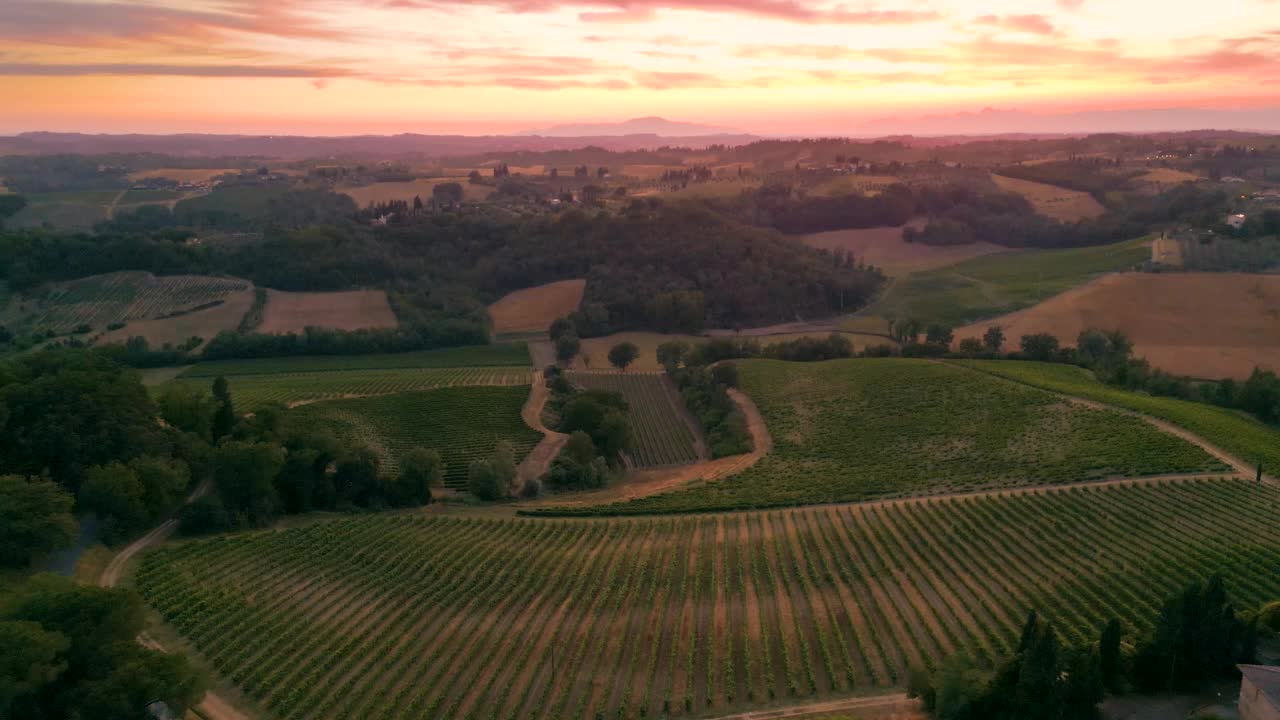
[
  {"left": 705, "top": 692, "right": 919, "bottom": 720},
  {"left": 517, "top": 371, "right": 569, "bottom": 489}
]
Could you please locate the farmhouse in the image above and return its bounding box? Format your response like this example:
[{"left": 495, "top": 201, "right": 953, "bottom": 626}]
[
  {"left": 1227, "top": 213, "right": 1248, "bottom": 229},
  {"left": 1239, "top": 665, "right": 1280, "bottom": 720}
]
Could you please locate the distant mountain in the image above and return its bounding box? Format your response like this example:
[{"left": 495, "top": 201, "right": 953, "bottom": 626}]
[
  {"left": 854, "top": 106, "right": 1280, "bottom": 137},
  {"left": 519, "top": 116, "right": 741, "bottom": 137}
]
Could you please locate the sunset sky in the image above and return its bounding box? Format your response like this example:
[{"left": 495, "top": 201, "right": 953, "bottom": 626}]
[{"left": 3, "top": 0, "right": 1279, "bottom": 135}]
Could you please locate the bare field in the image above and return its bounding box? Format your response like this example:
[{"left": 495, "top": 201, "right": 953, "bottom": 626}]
[
  {"left": 577, "top": 331, "right": 707, "bottom": 371},
  {"left": 340, "top": 178, "right": 489, "bottom": 206},
  {"left": 992, "top": 174, "right": 1107, "bottom": 221},
  {"left": 488, "top": 279, "right": 587, "bottom": 335},
  {"left": 801, "top": 223, "right": 1004, "bottom": 277},
  {"left": 956, "top": 273, "right": 1280, "bottom": 379},
  {"left": 96, "top": 285, "right": 256, "bottom": 350},
  {"left": 258, "top": 289, "right": 398, "bottom": 334}
]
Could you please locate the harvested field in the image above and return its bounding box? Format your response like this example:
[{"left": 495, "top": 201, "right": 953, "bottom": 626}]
[
  {"left": 137, "top": 477, "right": 1280, "bottom": 720},
  {"left": 340, "top": 178, "right": 489, "bottom": 206},
  {"left": 565, "top": 358, "right": 1227, "bottom": 515},
  {"left": 488, "top": 279, "right": 587, "bottom": 335},
  {"left": 1137, "top": 168, "right": 1202, "bottom": 185},
  {"left": 991, "top": 174, "right": 1107, "bottom": 221},
  {"left": 800, "top": 224, "right": 1002, "bottom": 277},
  {"left": 96, "top": 285, "right": 256, "bottom": 350},
  {"left": 955, "top": 273, "right": 1280, "bottom": 379},
  {"left": 257, "top": 289, "right": 397, "bottom": 334}
]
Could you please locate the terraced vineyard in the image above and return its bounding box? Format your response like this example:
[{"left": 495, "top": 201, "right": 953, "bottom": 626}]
[
  {"left": 168, "top": 366, "right": 533, "bottom": 410},
  {"left": 181, "top": 343, "right": 531, "bottom": 377},
  {"left": 7, "top": 271, "right": 249, "bottom": 334},
  {"left": 287, "top": 386, "right": 540, "bottom": 485},
  {"left": 567, "top": 371, "right": 701, "bottom": 467},
  {"left": 562, "top": 359, "right": 1228, "bottom": 515},
  {"left": 956, "top": 360, "right": 1280, "bottom": 474},
  {"left": 137, "top": 478, "right": 1280, "bottom": 720}
]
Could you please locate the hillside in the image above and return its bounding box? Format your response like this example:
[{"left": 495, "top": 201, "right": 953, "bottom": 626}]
[{"left": 956, "top": 273, "right": 1280, "bottom": 379}]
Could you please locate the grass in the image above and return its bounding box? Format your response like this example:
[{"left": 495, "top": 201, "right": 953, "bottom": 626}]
[
  {"left": 577, "top": 332, "right": 708, "bottom": 372},
  {"left": 167, "top": 366, "right": 532, "bottom": 410},
  {"left": 120, "top": 189, "right": 184, "bottom": 204},
  {"left": 567, "top": 371, "right": 701, "bottom": 467},
  {"left": 553, "top": 358, "right": 1226, "bottom": 515},
  {"left": 287, "top": 385, "right": 540, "bottom": 486},
  {"left": 955, "top": 360, "right": 1280, "bottom": 474},
  {"left": 863, "top": 236, "right": 1151, "bottom": 327},
  {"left": 136, "top": 478, "right": 1280, "bottom": 719},
  {"left": 181, "top": 344, "right": 531, "bottom": 377}
]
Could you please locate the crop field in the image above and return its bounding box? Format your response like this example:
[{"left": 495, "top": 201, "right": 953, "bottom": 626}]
[
  {"left": 567, "top": 371, "right": 701, "bottom": 467},
  {"left": 340, "top": 178, "right": 490, "bottom": 206},
  {"left": 956, "top": 360, "right": 1280, "bottom": 475},
  {"left": 558, "top": 359, "right": 1228, "bottom": 515},
  {"left": 181, "top": 343, "right": 530, "bottom": 377},
  {"left": 954, "top": 272, "right": 1280, "bottom": 379},
  {"left": 864, "top": 237, "right": 1151, "bottom": 327},
  {"left": 5, "top": 191, "right": 116, "bottom": 231},
  {"left": 128, "top": 168, "right": 239, "bottom": 183},
  {"left": 488, "top": 279, "right": 587, "bottom": 336},
  {"left": 1176, "top": 236, "right": 1280, "bottom": 273},
  {"left": 137, "top": 477, "right": 1280, "bottom": 720},
  {"left": 800, "top": 224, "right": 1004, "bottom": 277},
  {"left": 168, "top": 366, "right": 533, "bottom": 410},
  {"left": 96, "top": 286, "right": 256, "bottom": 351},
  {"left": 1137, "top": 168, "right": 1202, "bottom": 185},
  {"left": 3, "top": 271, "right": 250, "bottom": 334},
  {"left": 991, "top": 174, "right": 1107, "bottom": 221},
  {"left": 257, "top": 289, "right": 398, "bottom": 334},
  {"left": 119, "top": 188, "right": 185, "bottom": 204},
  {"left": 287, "top": 386, "right": 539, "bottom": 484},
  {"left": 808, "top": 175, "right": 902, "bottom": 197}
]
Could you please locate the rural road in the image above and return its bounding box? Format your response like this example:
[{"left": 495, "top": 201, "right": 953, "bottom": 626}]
[
  {"left": 706, "top": 692, "right": 920, "bottom": 720},
  {"left": 517, "top": 370, "right": 569, "bottom": 490},
  {"left": 98, "top": 479, "right": 251, "bottom": 720}
]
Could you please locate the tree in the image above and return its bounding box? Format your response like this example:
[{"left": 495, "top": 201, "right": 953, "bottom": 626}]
[
  {"left": 129, "top": 455, "right": 189, "bottom": 520},
  {"left": 983, "top": 326, "right": 1005, "bottom": 353},
  {"left": 211, "top": 376, "right": 235, "bottom": 442},
  {"left": 0, "top": 619, "right": 68, "bottom": 716},
  {"left": 548, "top": 317, "right": 573, "bottom": 342},
  {"left": 711, "top": 362, "right": 740, "bottom": 388},
  {"left": 433, "top": 182, "right": 464, "bottom": 205},
  {"left": 0, "top": 476, "right": 77, "bottom": 568},
  {"left": 393, "top": 448, "right": 443, "bottom": 506},
  {"left": 467, "top": 442, "right": 517, "bottom": 501},
  {"left": 595, "top": 410, "right": 632, "bottom": 460},
  {"left": 1100, "top": 618, "right": 1123, "bottom": 693},
  {"left": 213, "top": 441, "right": 286, "bottom": 526},
  {"left": 925, "top": 323, "right": 954, "bottom": 346},
  {"left": 157, "top": 384, "right": 214, "bottom": 440},
  {"left": 656, "top": 341, "right": 691, "bottom": 372},
  {"left": 608, "top": 342, "right": 640, "bottom": 371},
  {"left": 79, "top": 463, "right": 148, "bottom": 543},
  {"left": 544, "top": 431, "right": 609, "bottom": 490},
  {"left": 957, "top": 338, "right": 984, "bottom": 356},
  {"left": 1020, "top": 333, "right": 1060, "bottom": 362},
  {"left": 581, "top": 185, "right": 604, "bottom": 205},
  {"left": 555, "top": 334, "right": 581, "bottom": 365},
  {"left": 334, "top": 447, "right": 382, "bottom": 507},
  {"left": 178, "top": 495, "right": 230, "bottom": 536}
]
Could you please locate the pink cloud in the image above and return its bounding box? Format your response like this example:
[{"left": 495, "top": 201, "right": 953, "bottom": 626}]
[
  {"left": 400, "top": 1, "right": 940, "bottom": 24},
  {"left": 974, "top": 14, "right": 1056, "bottom": 35}
]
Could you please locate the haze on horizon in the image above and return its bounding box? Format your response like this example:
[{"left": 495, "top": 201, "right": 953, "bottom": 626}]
[{"left": 3, "top": 0, "right": 1279, "bottom": 137}]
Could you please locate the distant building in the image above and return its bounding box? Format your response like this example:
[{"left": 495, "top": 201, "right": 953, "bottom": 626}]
[
  {"left": 1239, "top": 665, "right": 1280, "bottom": 720},
  {"left": 1223, "top": 176, "right": 1248, "bottom": 183},
  {"left": 1227, "top": 213, "right": 1248, "bottom": 229}
]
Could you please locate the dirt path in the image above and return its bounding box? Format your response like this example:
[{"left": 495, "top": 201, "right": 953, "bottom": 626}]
[
  {"left": 105, "top": 189, "right": 128, "bottom": 219},
  {"left": 98, "top": 480, "right": 252, "bottom": 720},
  {"left": 705, "top": 692, "right": 919, "bottom": 720},
  {"left": 530, "top": 385, "right": 773, "bottom": 506},
  {"left": 517, "top": 370, "right": 569, "bottom": 491}
]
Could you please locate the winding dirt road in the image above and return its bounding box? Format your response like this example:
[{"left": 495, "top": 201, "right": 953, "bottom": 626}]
[{"left": 516, "top": 370, "right": 569, "bottom": 491}]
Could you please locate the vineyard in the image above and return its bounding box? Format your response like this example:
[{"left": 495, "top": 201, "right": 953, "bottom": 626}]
[
  {"left": 567, "top": 371, "right": 701, "bottom": 467},
  {"left": 4, "top": 271, "right": 250, "bottom": 334},
  {"left": 286, "top": 386, "right": 540, "bottom": 485},
  {"left": 137, "top": 478, "right": 1280, "bottom": 720},
  {"left": 168, "top": 366, "right": 533, "bottom": 410},
  {"left": 558, "top": 359, "right": 1229, "bottom": 515},
  {"left": 956, "top": 360, "right": 1280, "bottom": 474},
  {"left": 181, "top": 343, "right": 531, "bottom": 377}
]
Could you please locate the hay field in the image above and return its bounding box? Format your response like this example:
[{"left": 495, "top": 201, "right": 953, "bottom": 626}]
[
  {"left": 1138, "top": 168, "right": 1202, "bottom": 185},
  {"left": 801, "top": 224, "right": 1004, "bottom": 277},
  {"left": 956, "top": 273, "right": 1280, "bottom": 379},
  {"left": 488, "top": 279, "right": 587, "bottom": 335},
  {"left": 809, "top": 175, "right": 901, "bottom": 197},
  {"left": 127, "top": 168, "right": 238, "bottom": 183},
  {"left": 577, "top": 332, "right": 707, "bottom": 371},
  {"left": 991, "top": 174, "right": 1107, "bottom": 221},
  {"left": 96, "top": 285, "right": 256, "bottom": 350},
  {"left": 341, "top": 178, "right": 489, "bottom": 206},
  {"left": 258, "top": 289, "right": 398, "bottom": 334}
]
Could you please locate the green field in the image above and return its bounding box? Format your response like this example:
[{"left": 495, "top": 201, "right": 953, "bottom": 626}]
[
  {"left": 169, "top": 366, "right": 532, "bottom": 410},
  {"left": 182, "top": 344, "right": 531, "bottom": 377},
  {"left": 137, "top": 478, "right": 1280, "bottom": 720},
  {"left": 119, "top": 188, "right": 184, "bottom": 204},
  {"left": 956, "top": 360, "right": 1280, "bottom": 474},
  {"left": 567, "top": 371, "right": 701, "bottom": 467},
  {"left": 863, "top": 237, "right": 1150, "bottom": 326},
  {"left": 287, "top": 386, "right": 540, "bottom": 487},
  {"left": 551, "top": 358, "right": 1227, "bottom": 515},
  {"left": 2, "top": 271, "right": 249, "bottom": 334}
]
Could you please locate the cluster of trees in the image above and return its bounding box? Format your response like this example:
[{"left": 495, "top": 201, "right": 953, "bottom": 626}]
[
  {"left": 541, "top": 367, "right": 632, "bottom": 492},
  {"left": 912, "top": 576, "right": 1261, "bottom": 720},
  {"left": 654, "top": 342, "right": 754, "bottom": 458},
  {"left": 994, "top": 161, "right": 1140, "bottom": 202},
  {"left": 0, "top": 194, "right": 25, "bottom": 228},
  {"left": 200, "top": 322, "right": 488, "bottom": 362}
]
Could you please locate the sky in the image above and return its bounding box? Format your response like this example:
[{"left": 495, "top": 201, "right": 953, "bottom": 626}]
[{"left": 2, "top": 0, "right": 1279, "bottom": 136}]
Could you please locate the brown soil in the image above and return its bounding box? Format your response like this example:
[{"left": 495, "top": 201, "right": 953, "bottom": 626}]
[
  {"left": 95, "top": 286, "right": 255, "bottom": 352},
  {"left": 257, "top": 288, "right": 398, "bottom": 334},
  {"left": 991, "top": 174, "right": 1107, "bottom": 221},
  {"left": 801, "top": 223, "right": 1003, "bottom": 277},
  {"left": 487, "top": 279, "right": 586, "bottom": 335},
  {"left": 705, "top": 692, "right": 919, "bottom": 720},
  {"left": 516, "top": 372, "right": 569, "bottom": 491},
  {"left": 955, "top": 272, "right": 1280, "bottom": 379}
]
